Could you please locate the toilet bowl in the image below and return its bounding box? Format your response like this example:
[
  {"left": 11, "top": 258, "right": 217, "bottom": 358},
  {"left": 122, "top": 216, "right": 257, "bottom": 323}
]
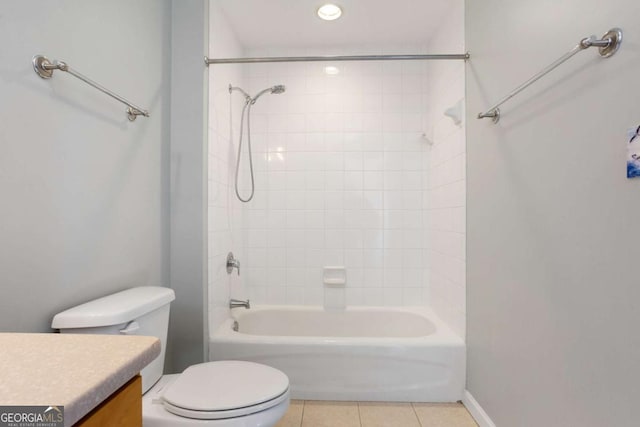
[
  {"left": 142, "top": 361, "right": 289, "bottom": 427},
  {"left": 52, "top": 287, "right": 290, "bottom": 427},
  {"left": 143, "top": 363, "right": 289, "bottom": 426}
]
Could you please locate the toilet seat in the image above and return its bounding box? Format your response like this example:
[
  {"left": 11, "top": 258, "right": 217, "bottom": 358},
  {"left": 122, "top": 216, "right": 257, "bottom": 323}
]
[{"left": 161, "top": 361, "right": 290, "bottom": 420}]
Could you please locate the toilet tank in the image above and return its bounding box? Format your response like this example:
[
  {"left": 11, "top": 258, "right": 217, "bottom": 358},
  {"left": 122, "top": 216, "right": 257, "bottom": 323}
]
[{"left": 51, "top": 286, "right": 175, "bottom": 393}]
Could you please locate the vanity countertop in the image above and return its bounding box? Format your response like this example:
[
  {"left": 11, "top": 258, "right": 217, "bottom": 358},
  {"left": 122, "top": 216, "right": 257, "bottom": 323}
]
[{"left": 0, "top": 333, "right": 160, "bottom": 426}]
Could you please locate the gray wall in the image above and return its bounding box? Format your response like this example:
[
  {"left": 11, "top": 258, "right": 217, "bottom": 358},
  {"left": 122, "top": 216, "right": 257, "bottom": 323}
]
[
  {"left": 466, "top": 1, "right": 640, "bottom": 426},
  {"left": 0, "top": 0, "right": 171, "bottom": 332},
  {"left": 166, "top": 0, "right": 209, "bottom": 373}
]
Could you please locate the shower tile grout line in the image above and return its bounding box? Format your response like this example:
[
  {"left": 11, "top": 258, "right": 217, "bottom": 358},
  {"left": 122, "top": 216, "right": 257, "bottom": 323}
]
[{"left": 356, "top": 401, "right": 363, "bottom": 427}]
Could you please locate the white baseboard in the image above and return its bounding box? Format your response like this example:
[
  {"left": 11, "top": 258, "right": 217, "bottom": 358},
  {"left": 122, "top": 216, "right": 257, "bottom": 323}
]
[{"left": 462, "top": 390, "right": 497, "bottom": 427}]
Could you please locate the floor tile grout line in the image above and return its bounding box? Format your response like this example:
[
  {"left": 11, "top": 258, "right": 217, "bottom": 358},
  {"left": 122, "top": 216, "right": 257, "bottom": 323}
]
[
  {"left": 291, "top": 400, "right": 478, "bottom": 427},
  {"left": 411, "top": 402, "right": 424, "bottom": 427},
  {"left": 300, "top": 400, "right": 306, "bottom": 427}
]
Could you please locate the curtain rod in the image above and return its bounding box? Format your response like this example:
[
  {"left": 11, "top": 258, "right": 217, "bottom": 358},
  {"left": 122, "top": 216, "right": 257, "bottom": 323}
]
[{"left": 205, "top": 53, "right": 470, "bottom": 65}]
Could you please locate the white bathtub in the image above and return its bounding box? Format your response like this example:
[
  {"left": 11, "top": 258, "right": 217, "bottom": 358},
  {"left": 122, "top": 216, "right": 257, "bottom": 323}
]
[{"left": 210, "top": 306, "right": 465, "bottom": 402}]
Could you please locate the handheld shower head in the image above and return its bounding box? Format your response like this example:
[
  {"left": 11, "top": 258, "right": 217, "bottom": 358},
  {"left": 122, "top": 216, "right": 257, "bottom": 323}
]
[
  {"left": 251, "top": 84, "right": 286, "bottom": 103},
  {"left": 229, "top": 82, "right": 287, "bottom": 203}
]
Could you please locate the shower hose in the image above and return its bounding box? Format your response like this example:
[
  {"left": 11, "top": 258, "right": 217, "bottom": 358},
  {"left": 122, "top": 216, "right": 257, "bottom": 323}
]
[{"left": 234, "top": 98, "right": 255, "bottom": 203}]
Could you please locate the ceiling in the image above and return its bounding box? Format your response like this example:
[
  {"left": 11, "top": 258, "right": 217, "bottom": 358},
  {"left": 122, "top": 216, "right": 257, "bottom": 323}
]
[{"left": 214, "top": 0, "right": 453, "bottom": 49}]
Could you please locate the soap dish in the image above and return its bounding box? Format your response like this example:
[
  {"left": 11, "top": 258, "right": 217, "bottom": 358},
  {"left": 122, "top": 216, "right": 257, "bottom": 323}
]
[{"left": 323, "top": 266, "right": 346, "bottom": 287}]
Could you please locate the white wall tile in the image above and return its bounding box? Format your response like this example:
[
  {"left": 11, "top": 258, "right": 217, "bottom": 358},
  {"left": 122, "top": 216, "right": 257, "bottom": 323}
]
[
  {"left": 208, "top": 4, "right": 246, "bottom": 335},
  {"left": 210, "top": 39, "right": 458, "bottom": 316},
  {"left": 424, "top": 5, "right": 466, "bottom": 339}
]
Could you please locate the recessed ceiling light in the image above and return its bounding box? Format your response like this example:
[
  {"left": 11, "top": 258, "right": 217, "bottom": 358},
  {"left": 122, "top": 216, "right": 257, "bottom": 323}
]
[
  {"left": 324, "top": 66, "right": 340, "bottom": 75},
  {"left": 317, "top": 4, "right": 342, "bottom": 21}
]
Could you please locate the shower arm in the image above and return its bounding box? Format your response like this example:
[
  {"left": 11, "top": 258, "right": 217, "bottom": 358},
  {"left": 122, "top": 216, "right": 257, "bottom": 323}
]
[{"left": 229, "top": 84, "right": 251, "bottom": 103}]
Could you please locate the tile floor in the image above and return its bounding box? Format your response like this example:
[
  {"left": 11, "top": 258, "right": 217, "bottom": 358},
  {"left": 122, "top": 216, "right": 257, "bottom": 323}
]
[{"left": 276, "top": 400, "right": 479, "bottom": 427}]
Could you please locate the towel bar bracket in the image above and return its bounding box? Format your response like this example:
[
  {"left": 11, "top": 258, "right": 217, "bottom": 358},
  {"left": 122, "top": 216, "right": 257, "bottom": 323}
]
[
  {"left": 478, "top": 108, "right": 500, "bottom": 124},
  {"left": 32, "top": 55, "right": 56, "bottom": 79},
  {"left": 599, "top": 28, "right": 623, "bottom": 57}
]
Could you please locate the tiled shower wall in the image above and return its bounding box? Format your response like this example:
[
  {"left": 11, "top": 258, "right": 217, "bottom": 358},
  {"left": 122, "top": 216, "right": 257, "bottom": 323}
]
[
  {"left": 240, "top": 46, "right": 432, "bottom": 307},
  {"left": 425, "top": 1, "right": 466, "bottom": 337},
  {"left": 208, "top": 3, "right": 246, "bottom": 335},
  {"left": 208, "top": 3, "right": 466, "bottom": 339}
]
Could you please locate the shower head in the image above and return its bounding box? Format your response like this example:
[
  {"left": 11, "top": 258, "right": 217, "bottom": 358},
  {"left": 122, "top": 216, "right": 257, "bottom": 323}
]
[{"left": 251, "top": 84, "right": 286, "bottom": 103}]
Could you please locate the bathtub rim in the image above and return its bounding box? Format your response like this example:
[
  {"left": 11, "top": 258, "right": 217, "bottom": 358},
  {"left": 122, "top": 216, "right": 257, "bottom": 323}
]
[{"left": 211, "top": 305, "right": 464, "bottom": 347}]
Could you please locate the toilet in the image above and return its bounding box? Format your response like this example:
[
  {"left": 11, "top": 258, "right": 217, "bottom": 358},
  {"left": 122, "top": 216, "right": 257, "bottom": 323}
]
[{"left": 51, "top": 286, "right": 290, "bottom": 427}]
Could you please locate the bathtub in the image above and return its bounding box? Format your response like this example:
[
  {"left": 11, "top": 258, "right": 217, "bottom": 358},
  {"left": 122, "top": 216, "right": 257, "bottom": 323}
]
[{"left": 210, "top": 306, "right": 465, "bottom": 402}]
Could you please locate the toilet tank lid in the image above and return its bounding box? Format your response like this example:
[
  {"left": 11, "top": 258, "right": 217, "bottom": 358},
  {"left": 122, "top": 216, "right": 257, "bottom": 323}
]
[{"left": 52, "top": 286, "right": 176, "bottom": 329}]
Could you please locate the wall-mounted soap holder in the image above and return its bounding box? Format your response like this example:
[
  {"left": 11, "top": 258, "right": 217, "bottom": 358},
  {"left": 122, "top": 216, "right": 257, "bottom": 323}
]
[
  {"left": 323, "top": 266, "right": 346, "bottom": 287},
  {"left": 323, "top": 266, "right": 346, "bottom": 311}
]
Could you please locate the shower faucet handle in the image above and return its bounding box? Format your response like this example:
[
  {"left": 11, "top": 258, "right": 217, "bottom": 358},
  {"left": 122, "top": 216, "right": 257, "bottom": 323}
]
[{"left": 226, "top": 252, "right": 240, "bottom": 275}]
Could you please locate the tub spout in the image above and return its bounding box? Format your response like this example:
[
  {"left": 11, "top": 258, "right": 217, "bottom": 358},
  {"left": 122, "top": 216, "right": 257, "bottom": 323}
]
[{"left": 230, "top": 298, "right": 250, "bottom": 309}]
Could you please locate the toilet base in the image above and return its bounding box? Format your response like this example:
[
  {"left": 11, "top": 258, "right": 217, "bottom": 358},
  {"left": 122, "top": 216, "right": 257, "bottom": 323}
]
[{"left": 143, "top": 374, "right": 290, "bottom": 427}]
